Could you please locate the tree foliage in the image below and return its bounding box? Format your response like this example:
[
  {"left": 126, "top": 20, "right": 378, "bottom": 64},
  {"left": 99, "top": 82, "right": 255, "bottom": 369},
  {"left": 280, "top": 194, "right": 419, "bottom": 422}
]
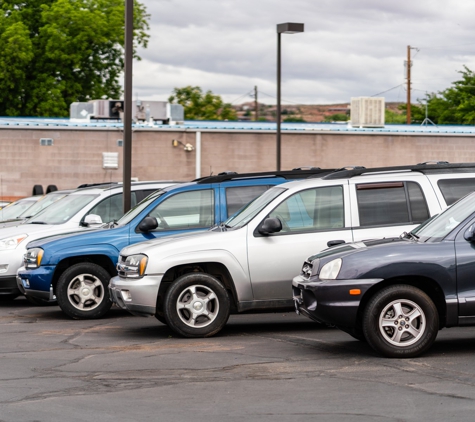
[
  {"left": 0, "top": 0, "right": 149, "bottom": 117},
  {"left": 168, "top": 86, "right": 237, "bottom": 121},
  {"left": 408, "top": 66, "right": 475, "bottom": 125},
  {"left": 323, "top": 113, "right": 348, "bottom": 122}
]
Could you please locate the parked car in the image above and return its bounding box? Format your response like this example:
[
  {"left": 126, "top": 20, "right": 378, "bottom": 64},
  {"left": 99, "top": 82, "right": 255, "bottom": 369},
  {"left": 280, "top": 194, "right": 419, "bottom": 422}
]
[
  {"left": 292, "top": 190, "right": 475, "bottom": 358},
  {"left": 0, "top": 196, "right": 42, "bottom": 223},
  {"left": 0, "top": 181, "right": 176, "bottom": 300},
  {"left": 107, "top": 162, "right": 475, "bottom": 338},
  {"left": 17, "top": 169, "right": 332, "bottom": 318},
  {"left": 0, "top": 189, "right": 74, "bottom": 228}
]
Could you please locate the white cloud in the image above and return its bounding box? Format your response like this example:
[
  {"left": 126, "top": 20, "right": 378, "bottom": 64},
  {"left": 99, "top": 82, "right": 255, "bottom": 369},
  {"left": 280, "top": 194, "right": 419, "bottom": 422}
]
[{"left": 129, "top": 0, "right": 475, "bottom": 105}]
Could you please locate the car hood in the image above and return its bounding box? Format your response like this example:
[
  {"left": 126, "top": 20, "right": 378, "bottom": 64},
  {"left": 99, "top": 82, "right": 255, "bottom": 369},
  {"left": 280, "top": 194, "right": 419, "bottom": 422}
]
[
  {"left": 308, "top": 237, "right": 404, "bottom": 262},
  {"left": 26, "top": 227, "right": 104, "bottom": 249},
  {"left": 119, "top": 229, "right": 237, "bottom": 258},
  {"left": 0, "top": 223, "right": 90, "bottom": 244}
]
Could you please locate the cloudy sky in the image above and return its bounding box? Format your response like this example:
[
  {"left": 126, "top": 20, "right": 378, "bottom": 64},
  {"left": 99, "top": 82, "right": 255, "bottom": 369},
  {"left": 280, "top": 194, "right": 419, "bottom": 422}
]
[{"left": 132, "top": 0, "right": 475, "bottom": 106}]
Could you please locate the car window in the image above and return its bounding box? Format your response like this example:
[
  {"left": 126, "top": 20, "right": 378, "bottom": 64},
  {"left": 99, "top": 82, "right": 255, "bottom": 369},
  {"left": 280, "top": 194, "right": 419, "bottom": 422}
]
[
  {"left": 28, "top": 194, "right": 99, "bottom": 224},
  {"left": 269, "top": 186, "right": 344, "bottom": 233},
  {"left": 225, "top": 185, "right": 269, "bottom": 218},
  {"left": 18, "top": 192, "right": 68, "bottom": 218},
  {"left": 0, "top": 199, "right": 38, "bottom": 221},
  {"left": 438, "top": 178, "right": 475, "bottom": 205},
  {"left": 87, "top": 193, "right": 137, "bottom": 223},
  {"left": 357, "top": 181, "right": 429, "bottom": 226},
  {"left": 147, "top": 189, "right": 214, "bottom": 230},
  {"left": 135, "top": 189, "right": 160, "bottom": 203}
]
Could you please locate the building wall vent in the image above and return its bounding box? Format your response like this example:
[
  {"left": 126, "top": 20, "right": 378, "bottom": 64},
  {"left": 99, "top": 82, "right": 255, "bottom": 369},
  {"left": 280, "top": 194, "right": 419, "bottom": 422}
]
[
  {"left": 40, "top": 138, "right": 53, "bottom": 146},
  {"left": 102, "top": 152, "right": 119, "bottom": 169},
  {"left": 350, "top": 97, "right": 385, "bottom": 128}
]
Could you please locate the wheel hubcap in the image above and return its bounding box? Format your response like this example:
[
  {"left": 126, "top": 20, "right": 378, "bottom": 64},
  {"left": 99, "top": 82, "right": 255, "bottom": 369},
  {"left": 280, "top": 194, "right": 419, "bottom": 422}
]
[
  {"left": 67, "top": 274, "right": 104, "bottom": 311},
  {"left": 379, "top": 299, "right": 426, "bottom": 347},
  {"left": 176, "top": 284, "right": 219, "bottom": 328}
]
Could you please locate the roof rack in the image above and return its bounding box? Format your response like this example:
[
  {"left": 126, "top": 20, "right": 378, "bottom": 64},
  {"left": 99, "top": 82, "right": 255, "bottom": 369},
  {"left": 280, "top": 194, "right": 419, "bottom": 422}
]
[
  {"left": 193, "top": 168, "right": 336, "bottom": 184},
  {"left": 321, "top": 162, "right": 475, "bottom": 180},
  {"left": 77, "top": 182, "right": 119, "bottom": 189}
]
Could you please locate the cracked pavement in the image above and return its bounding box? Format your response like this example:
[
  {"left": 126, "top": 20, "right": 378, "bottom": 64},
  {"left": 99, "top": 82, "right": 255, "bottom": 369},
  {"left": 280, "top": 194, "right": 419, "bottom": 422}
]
[{"left": 1, "top": 297, "right": 475, "bottom": 421}]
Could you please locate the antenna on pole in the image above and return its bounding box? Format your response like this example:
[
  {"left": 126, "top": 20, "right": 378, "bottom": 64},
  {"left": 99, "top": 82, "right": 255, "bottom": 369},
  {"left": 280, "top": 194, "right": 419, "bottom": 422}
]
[{"left": 421, "top": 92, "right": 436, "bottom": 126}]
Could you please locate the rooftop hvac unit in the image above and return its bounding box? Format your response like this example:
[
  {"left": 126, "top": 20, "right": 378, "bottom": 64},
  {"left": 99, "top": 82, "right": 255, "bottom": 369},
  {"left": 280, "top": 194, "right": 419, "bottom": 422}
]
[
  {"left": 93, "top": 100, "right": 124, "bottom": 120},
  {"left": 70, "top": 102, "right": 94, "bottom": 121},
  {"left": 69, "top": 100, "right": 185, "bottom": 124},
  {"left": 350, "top": 97, "right": 385, "bottom": 128}
]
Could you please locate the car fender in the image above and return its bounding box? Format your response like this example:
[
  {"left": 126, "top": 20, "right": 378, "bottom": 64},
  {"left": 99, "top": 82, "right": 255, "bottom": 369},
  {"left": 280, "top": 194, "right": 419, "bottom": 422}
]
[{"left": 149, "top": 249, "right": 253, "bottom": 302}]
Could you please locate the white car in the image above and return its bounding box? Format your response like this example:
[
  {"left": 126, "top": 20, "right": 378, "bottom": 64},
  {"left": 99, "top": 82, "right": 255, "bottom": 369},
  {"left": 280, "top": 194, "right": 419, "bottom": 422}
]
[
  {"left": 0, "top": 181, "right": 176, "bottom": 299},
  {"left": 109, "top": 162, "right": 475, "bottom": 338}
]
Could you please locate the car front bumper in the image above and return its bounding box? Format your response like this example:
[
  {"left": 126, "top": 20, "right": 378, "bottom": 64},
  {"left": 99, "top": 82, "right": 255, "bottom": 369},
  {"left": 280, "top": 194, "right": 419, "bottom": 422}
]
[
  {"left": 109, "top": 275, "right": 163, "bottom": 317},
  {"left": 292, "top": 275, "right": 382, "bottom": 328},
  {"left": 16, "top": 266, "right": 56, "bottom": 300}
]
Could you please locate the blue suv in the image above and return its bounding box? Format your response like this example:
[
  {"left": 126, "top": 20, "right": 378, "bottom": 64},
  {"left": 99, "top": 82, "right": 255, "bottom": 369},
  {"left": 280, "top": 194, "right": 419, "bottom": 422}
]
[{"left": 17, "top": 169, "right": 330, "bottom": 320}]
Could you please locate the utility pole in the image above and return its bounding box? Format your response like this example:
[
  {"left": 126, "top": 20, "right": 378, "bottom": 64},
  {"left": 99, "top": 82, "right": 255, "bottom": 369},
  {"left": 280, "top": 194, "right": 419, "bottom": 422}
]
[
  {"left": 406, "top": 45, "right": 412, "bottom": 125},
  {"left": 254, "top": 86, "right": 258, "bottom": 121},
  {"left": 123, "top": 0, "right": 133, "bottom": 213}
]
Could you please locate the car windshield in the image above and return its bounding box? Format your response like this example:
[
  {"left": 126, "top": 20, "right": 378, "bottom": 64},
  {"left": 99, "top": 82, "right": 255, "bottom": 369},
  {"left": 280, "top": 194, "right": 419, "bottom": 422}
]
[
  {"left": 27, "top": 194, "right": 99, "bottom": 225},
  {"left": 18, "top": 192, "right": 69, "bottom": 218},
  {"left": 117, "top": 189, "right": 167, "bottom": 226},
  {"left": 224, "top": 187, "right": 287, "bottom": 229},
  {"left": 417, "top": 192, "right": 475, "bottom": 242},
  {"left": 0, "top": 198, "right": 39, "bottom": 221}
]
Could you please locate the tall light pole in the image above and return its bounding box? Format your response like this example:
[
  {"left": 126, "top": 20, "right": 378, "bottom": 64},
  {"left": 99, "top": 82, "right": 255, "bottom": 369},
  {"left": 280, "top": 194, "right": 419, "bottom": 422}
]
[
  {"left": 276, "top": 22, "right": 304, "bottom": 171},
  {"left": 123, "top": 0, "right": 133, "bottom": 213}
]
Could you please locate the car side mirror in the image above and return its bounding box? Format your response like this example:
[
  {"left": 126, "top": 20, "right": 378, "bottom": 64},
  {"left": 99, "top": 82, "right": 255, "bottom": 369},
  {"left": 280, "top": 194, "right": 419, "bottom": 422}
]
[
  {"left": 138, "top": 216, "right": 158, "bottom": 232},
  {"left": 83, "top": 214, "right": 103, "bottom": 227},
  {"left": 258, "top": 217, "right": 282, "bottom": 235},
  {"left": 464, "top": 224, "right": 475, "bottom": 242}
]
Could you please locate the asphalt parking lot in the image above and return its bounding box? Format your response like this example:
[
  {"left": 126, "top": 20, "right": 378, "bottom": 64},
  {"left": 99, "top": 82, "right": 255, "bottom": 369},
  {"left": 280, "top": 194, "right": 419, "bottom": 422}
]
[{"left": 1, "top": 298, "right": 475, "bottom": 422}]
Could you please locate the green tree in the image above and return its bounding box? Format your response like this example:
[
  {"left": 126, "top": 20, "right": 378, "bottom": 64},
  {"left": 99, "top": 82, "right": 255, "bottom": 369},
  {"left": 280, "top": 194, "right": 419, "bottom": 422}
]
[
  {"left": 385, "top": 108, "right": 407, "bottom": 124},
  {"left": 168, "top": 86, "right": 237, "bottom": 120},
  {"left": 323, "top": 113, "right": 348, "bottom": 122},
  {"left": 407, "top": 66, "right": 475, "bottom": 125},
  {"left": 0, "top": 0, "right": 149, "bottom": 117}
]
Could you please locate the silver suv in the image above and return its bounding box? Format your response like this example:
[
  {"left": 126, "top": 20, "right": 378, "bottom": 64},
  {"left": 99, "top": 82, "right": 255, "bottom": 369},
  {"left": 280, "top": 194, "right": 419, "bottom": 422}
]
[
  {"left": 109, "top": 162, "right": 475, "bottom": 338},
  {"left": 0, "top": 181, "right": 176, "bottom": 299}
]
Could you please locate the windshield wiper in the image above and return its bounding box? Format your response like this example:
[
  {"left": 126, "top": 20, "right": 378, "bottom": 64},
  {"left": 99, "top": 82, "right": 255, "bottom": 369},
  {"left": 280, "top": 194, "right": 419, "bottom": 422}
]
[
  {"left": 29, "top": 221, "right": 47, "bottom": 224},
  {"left": 107, "top": 219, "right": 119, "bottom": 228},
  {"left": 401, "top": 231, "right": 419, "bottom": 240}
]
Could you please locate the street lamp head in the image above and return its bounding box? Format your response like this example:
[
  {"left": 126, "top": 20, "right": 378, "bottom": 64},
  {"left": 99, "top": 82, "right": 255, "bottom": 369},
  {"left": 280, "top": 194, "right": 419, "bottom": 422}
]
[{"left": 277, "top": 22, "right": 304, "bottom": 34}]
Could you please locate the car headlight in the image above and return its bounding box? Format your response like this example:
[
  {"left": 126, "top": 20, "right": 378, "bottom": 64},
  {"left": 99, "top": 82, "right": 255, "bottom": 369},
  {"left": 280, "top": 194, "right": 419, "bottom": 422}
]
[
  {"left": 117, "top": 254, "right": 148, "bottom": 278},
  {"left": 24, "top": 248, "right": 44, "bottom": 269},
  {"left": 319, "top": 258, "right": 342, "bottom": 280},
  {"left": 0, "top": 234, "right": 28, "bottom": 250}
]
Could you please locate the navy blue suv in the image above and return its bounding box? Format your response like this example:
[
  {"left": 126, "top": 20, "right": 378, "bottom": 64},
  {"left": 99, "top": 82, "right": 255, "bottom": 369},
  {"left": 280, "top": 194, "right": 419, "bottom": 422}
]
[{"left": 17, "top": 169, "right": 330, "bottom": 319}]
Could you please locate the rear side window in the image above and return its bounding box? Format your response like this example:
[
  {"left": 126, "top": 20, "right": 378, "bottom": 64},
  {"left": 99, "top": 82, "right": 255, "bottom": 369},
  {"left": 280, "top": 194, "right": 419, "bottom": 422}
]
[
  {"left": 438, "top": 178, "right": 475, "bottom": 205},
  {"left": 356, "top": 181, "right": 429, "bottom": 227},
  {"left": 148, "top": 189, "right": 214, "bottom": 230},
  {"left": 225, "top": 185, "right": 269, "bottom": 218},
  {"left": 269, "top": 186, "right": 344, "bottom": 233}
]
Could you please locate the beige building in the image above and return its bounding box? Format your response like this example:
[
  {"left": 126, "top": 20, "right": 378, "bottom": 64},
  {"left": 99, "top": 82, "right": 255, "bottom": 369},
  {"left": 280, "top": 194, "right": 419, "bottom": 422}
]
[{"left": 1, "top": 118, "right": 475, "bottom": 200}]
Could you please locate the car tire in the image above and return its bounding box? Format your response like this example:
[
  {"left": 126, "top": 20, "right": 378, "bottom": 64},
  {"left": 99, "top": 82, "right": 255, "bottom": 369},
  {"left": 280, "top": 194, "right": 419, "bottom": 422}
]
[
  {"left": 163, "top": 273, "right": 231, "bottom": 338},
  {"left": 56, "top": 263, "right": 113, "bottom": 320},
  {"left": 155, "top": 313, "right": 167, "bottom": 325},
  {"left": 363, "top": 284, "right": 439, "bottom": 358}
]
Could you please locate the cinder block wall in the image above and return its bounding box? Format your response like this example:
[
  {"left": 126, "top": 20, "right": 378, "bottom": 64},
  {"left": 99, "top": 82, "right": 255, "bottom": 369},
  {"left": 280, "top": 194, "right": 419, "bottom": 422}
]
[{"left": 1, "top": 127, "right": 475, "bottom": 200}]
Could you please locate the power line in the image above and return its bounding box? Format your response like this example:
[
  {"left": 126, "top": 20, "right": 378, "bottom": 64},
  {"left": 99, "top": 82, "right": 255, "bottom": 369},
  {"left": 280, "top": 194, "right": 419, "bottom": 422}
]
[{"left": 370, "top": 84, "right": 405, "bottom": 97}]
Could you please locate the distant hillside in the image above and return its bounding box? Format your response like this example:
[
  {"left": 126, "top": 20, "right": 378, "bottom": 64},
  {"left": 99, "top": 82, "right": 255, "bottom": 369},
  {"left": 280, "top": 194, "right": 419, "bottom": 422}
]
[{"left": 233, "top": 102, "right": 404, "bottom": 123}]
